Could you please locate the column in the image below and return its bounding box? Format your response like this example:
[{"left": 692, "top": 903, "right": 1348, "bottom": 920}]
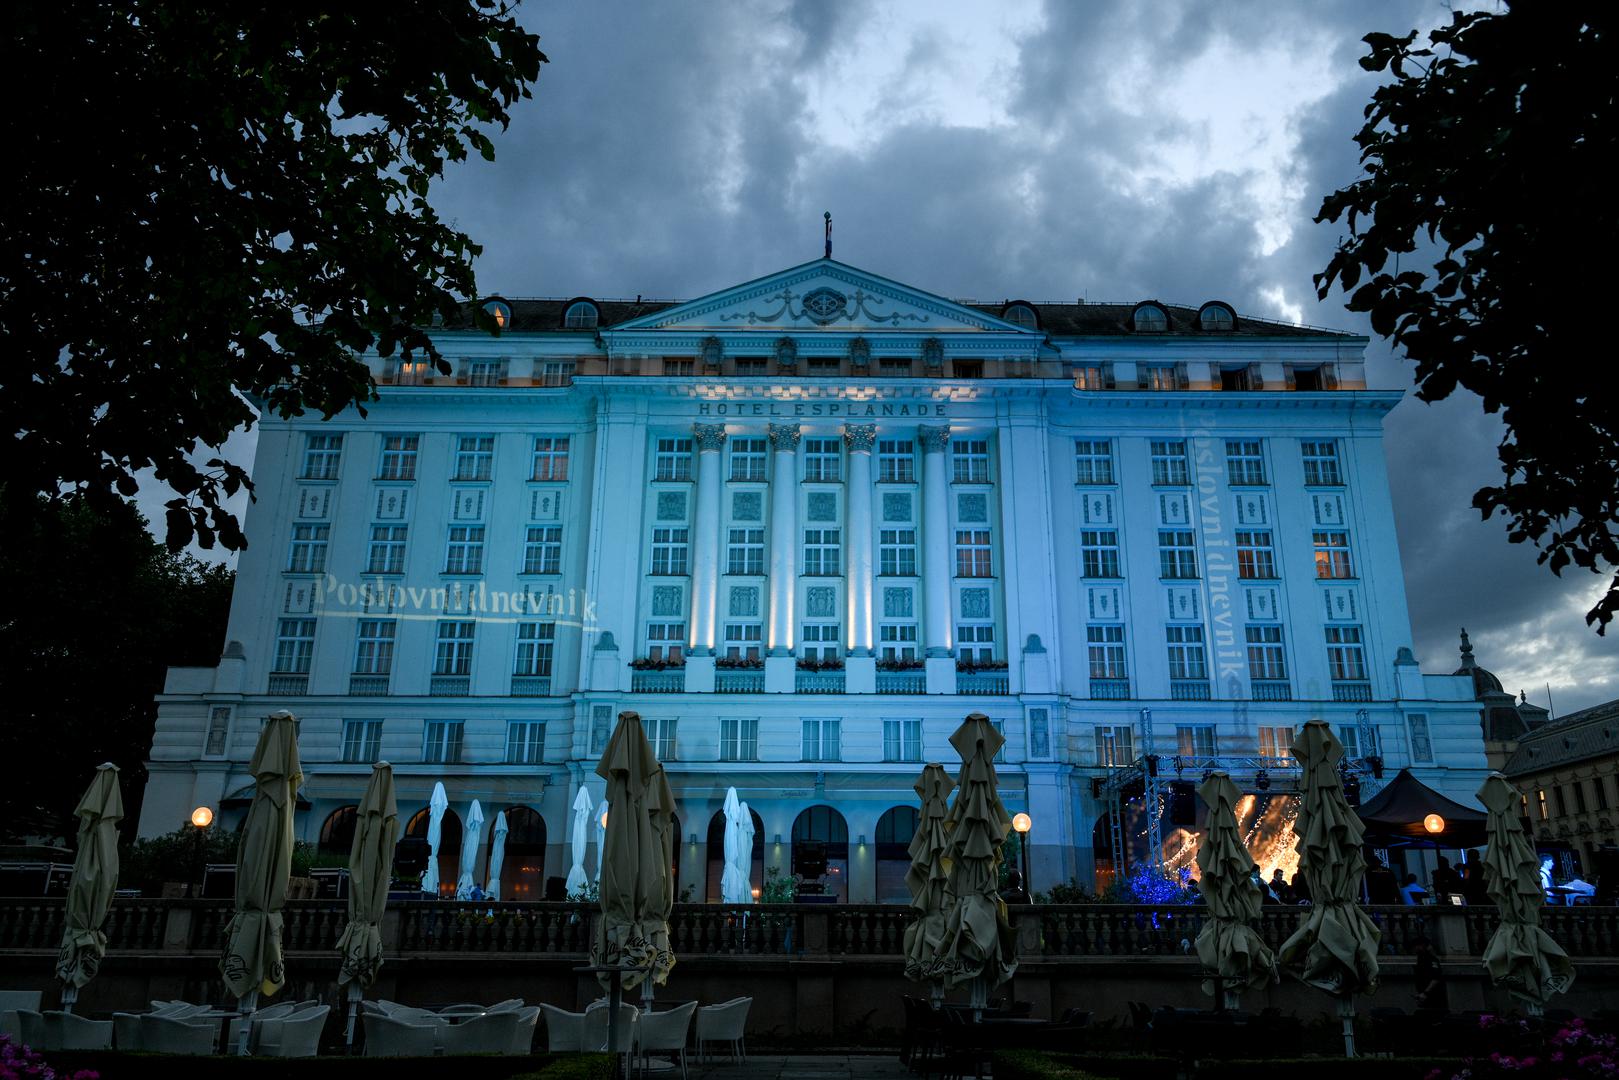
[
  {"left": 919, "top": 424, "right": 956, "bottom": 694},
  {"left": 843, "top": 424, "right": 877, "bottom": 694},
  {"left": 684, "top": 423, "right": 726, "bottom": 693},
  {"left": 765, "top": 423, "right": 801, "bottom": 693}
]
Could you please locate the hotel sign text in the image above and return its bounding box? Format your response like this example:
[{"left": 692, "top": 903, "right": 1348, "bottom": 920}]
[{"left": 696, "top": 400, "right": 949, "bottom": 417}]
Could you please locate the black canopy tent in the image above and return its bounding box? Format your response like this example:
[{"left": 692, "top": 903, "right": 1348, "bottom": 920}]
[{"left": 1356, "top": 768, "right": 1488, "bottom": 849}]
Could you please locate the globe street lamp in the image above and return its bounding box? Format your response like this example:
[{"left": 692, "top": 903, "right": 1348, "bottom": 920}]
[{"left": 1012, "top": 812, "right": 1033, "bottom": 893}]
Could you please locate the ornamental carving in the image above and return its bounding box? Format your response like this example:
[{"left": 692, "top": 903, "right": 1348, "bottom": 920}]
[
  {"left": 921, "top": 338, "right": 944, "bottom": 370},
  {"left": 767, "top": 423, "right": 802, "bottom": 452},
  {"left": 692, "top": 423, "right": 728, "bottom": 452},
  {"left": 918, "top": 424, "right": 952, "bottom": 453},
  {"left": 848, "top": 336, "right": 871, "bottom": 368},
  {"left": 718, "top": 286, "right": 930, "bottom": 326},
  {"left": 774, "top": 337, "right": 798, "bottom": 368},
  {"left": 701, "top": 336, "right": 724, "bottom": 368},
  {"left": 843, "top": 424, "right": 877, "bottom": 453}
]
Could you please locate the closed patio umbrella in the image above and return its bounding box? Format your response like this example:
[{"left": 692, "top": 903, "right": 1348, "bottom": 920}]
[
  {"left": 721, "top": 788, "right": 748, "bottom": 904},
  {"left": 734, "top": 799, "right": 756, "bottom": 904},
  {"left": 903, "top": 762, "right": 956, "bottom": 1005},
  {"left": 423, "top": 781, "right": 448, "bottom": 896},
  {"left": 486, "top": 810, "right": 510, "bottom": 900},
  {"left": 1478, "top": 773, "right": 1574, "bottom": 1014},
  {"left": 1277, "top": 719, "right": 1379, "bottom": 1057},
  {"left": 456, "top": 799, "right": 485, "bottom": 899},
  {"left": 566, "top": 786, "right": 594, "bottom": 896},
  {"left": 56, "top": 762, "right": 123, "bottom": 1014},
  {"left": 1195, "top": 770, "right": 1278, "bottom": 1010},
  {"left": 925, "top": 713, "right": 1017, "bottom": 1013},
  {"left": 221, "top": 710, "right": 303, "bottom": 1054},
  {"left": 336, "top": 761, "right": 399, "bottom": 1047}
]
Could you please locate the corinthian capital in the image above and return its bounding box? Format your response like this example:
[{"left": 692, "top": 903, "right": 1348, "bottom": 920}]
[
  {"left": 692, "top": 423, "right": 728, "bottom": 452},
  {"left": 918, "top": 424, "right": 952, "bottom": 453},
  {"left": 843, "top": 424, "right": 877, "bottom": 453},
  {"left": 767, "top": 423, "right": 802, "bottom": 452}
]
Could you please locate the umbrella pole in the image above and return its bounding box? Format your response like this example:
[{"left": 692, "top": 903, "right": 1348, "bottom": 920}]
[
  {"left": 1221, "top": 989, "right": 1239, "bottom": 1013},
  {"left": 607, "top": 969, "right": 623, "bottom": 1079},
  {"left": 236, "top": 989, "right": 259, "bottom": 1056},
  {"left": 1337, "top": 994, "right": 1356, "bottom": 1058},
  {"left": 344, "top": 982, "right": 362, "bottom": 1051},
  {"left": 59, "top": 985, "right": 77, "bottom": 1016}
]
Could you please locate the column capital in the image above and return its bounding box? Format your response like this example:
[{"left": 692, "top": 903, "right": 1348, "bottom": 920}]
[
  {"left": 842, "top": 423, "right": 877, "bottom": 453},
  {"left": 919, "top": 424, "right": 952, "bottom": 453},
  {"left": 692, "top": 423, "right": 728, "bottom": 452},
  {"left": 767, "top": 423, "right": 802, "bottom": 452}
]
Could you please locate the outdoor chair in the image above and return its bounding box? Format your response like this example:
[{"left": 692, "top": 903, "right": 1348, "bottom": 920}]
[
  {"left": 541, "top": 1003, "right": 586, "bottom": 1051},
  {"left": 636, "top": 1000, "right": 696, "bottom": 1080},
  {"left": 582, "top": 1001, "right": 639, "bottom": 1053},
  {"left": 695, "top": 996, "right": 750, "bottom": 1065},
  {"left": 508, "top": 1006, "right": 540, "bottom": 1054},
  {"left": 0, "top": 992, "right": 41, "bottom": 1015},
  {"left": 40, "top": 1010, "right": 113, "bottom": 1051},
  {"left": 113, "top": 1012, "right": 146, "bottom": 1050},
  {"left": 138, "top": 1014, "right": 217, "bottom": 1055},
  {"left": 12, "top": 1010, "right": 42, "bottom": 1047},
  {"left": 257, "top": 1003, "right": 329, "bottom": 1057},
  {"left": 437, "top": 1003, "right": 488, "bottom": 1017},
  {"left": 226, "top": 999, "right": 302, "bottom": 1052},
  {"left": 152, "top": 1001, "right": 211, "bottom": 1019},
  {"left": 901, "top": 997, "right": 945, "bottom": 1072},
  {"left": 440, "top": 1010, "right": 520, "bottom": 1055},
  {"left": 362, "top": 1012, "right": 440, "bottom": 1057},
  {"left": 484, "top": 997, "right": 525, "bottom": 1014},
  {"left": 0, "top": 1011, "right": 25, "bottom": 1044}
]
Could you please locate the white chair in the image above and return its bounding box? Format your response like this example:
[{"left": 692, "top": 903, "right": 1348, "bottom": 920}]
[
  {"left": 540, "top": 1003, "right": 585, "bottom": 1051},
  {"left": 483, "top": 997, "right": 525, "bottom": 1014},
  {"left": 138, "top": 1014, "right": 217, "bottom": 1055},
  {"left": 152, "top": 1001, "right": 211, "bottom": 1019},
  {"left": 0, "top": 992, "right": 41, "bottom": 1014},
  {"left": 695, "top": 997, "right": 751, "bottom": 1065},
  {"left": 0, "top": 1011, "right": 24, "bottom": 1044},
  {"left": 257, "top": 1004, "right": 329, "bottom": 1057},
  {"left": 508, "top": 1006, "right": 540, "bottom": 1054},
  {"left": 436, "top": 1003, "right": 487, "bottom": 1017},
  {"left": 362, "top": 1012, "right": 440, "bottom": 1057},
  {"left": 112, "top": 1012, "right": 145, "bottom": 1050},
  {"left": 13, "top": 1010, "right": 42, "bottom": 1047},
  {"left": 40, "top": 1010, "right": 113, "bottom": 1051},
  {"left": 226, "top": 999, "right": 300, "bottom": 1053},
  {"left": 582, "top": 1001, "right": 639, "bottom": 1053},
  {"left": 440, "top": 1009, "right": 519, "bottom": 1055},
  {"left": 637, "top": 1001, "right": 696, "bottom": 1080}
]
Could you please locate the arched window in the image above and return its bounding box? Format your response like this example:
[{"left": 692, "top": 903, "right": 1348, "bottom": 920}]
[
  {"left": 486, "top": 805, "right": 547, "bottom": 900},
  {"left": 401, "top": 806, "right": 463, "bottom": 898},
  {"left": 791, "top": 805, "right": 850, "bottom": 902},
  {"left": 318, "top": 805, "right": 359, "bottom": 857},
  {"left": 874, "top": 806, "right": 919, "bottom": 904},
  {"left": 1132, "top": 303, "right": 1168, "bottom": 332},
  {"left": 1002, "top": 303, "right": 1038, "bottom": 331},
  {"left": 1198, "top": 302, "right": 1236, "bottom": 331},
  {"left": 483, "top": 299, "right": 512, "bottom": 329},
  {"left": 705, "top": 807, "right": 766, "bottom": 903},
  {"left": 564, "top": 300, "right": 599, "bottom": 329}
]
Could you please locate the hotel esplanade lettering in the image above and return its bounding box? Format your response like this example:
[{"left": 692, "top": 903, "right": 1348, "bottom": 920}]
[{"left": 696, "top": 399, "right": 949, "bottom": 418}]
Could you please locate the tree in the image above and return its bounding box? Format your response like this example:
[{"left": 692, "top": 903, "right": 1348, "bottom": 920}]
[
  {"left": 1315, "top": 5, "right": 1618, "bottom": 631},
  {"left": 4, "top": 1, "right": 546, "bottom": 552}
]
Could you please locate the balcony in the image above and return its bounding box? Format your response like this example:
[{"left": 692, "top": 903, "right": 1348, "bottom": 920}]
[
  {"left": 876, "top": 671, "right": 927, "bottom": 694},
  {"left": 715, "top": 670, "right": 764, "bottom": 693},
  {"left": 1333, "top": 681, "right": 1373, "bottom": 702},
  {"left": 429, "top": 675, "right": 471, "bottom": 697},
  {"left": 1171, "top": 680, "right": 1210, "bottom": 701},
  {"left": 631, "top": 670, "right": 684, "bottom": 693},
  {"left": 1089, "top": 678, "right": 1131, "bottom": 700},
  {"left": 510, "top": 675, "right": 552, "bottom": 697},
  {"left": 267, "top": 674, "right": 308, "bottom": 695},
  {"left": 348, "top": 675, "right": 390, "bottom": 696},
  {"left": 1252, "top": 680, "right": 1293, "bottom": 701},
  {"left": 959, "top": 671, "right": 1010, "bottom": 695},
  {"left": 795, "top": 670, "right": 846, "bottom": 694}
]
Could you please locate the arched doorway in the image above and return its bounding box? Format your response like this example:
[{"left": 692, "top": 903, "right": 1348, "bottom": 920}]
[
  {"left": 486, "top": 806, "right": 546, "bottom": 899},
  {"left": 791, "top": 805, "right": 849, "bottom": 902},
  {"left": 875, "top": 806, "right": 919, "bottom": 904},
  {"left": 318, "top": 805, "right": 359, "bottom": 858},
  {"left": 402, "top": 806, "right": 462, "bottom": 897},
  {"left": 705, "top": 807, "right": 766, "bottom": 902}
]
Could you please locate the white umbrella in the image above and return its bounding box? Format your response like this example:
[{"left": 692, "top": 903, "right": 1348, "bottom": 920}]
[
  {"left": 422, "top": 782, "right": 448, "bottom": 896},
  {"left": 595, "top": 798, "right": 610, "bottom": 884},
  {"left": 485, "top": 811, "right": 509, "bottom": 901},
  {"left": 721, "top": 788, "right": 747, "bottom": 904},
  {"left": 456, "top": 799, "right": 485, "bottom": 899},
  {"left": 735, "top": 799, "right": 757, "bottom": 904},
  {"left": 567, "top": 786, "right": 594, "bottom": 895}
]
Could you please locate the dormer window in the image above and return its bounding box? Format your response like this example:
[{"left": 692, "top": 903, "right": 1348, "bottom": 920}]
[
  {"left": 1198, "top": 302, "right": 1236, "bottom": 331},
  {"left": 1002, "top": 303, "right": 1038, "bottom": 330},
  {"left": 564, "top": 300, "right": 599, "bottom": 329},
  {"left": 1132, "top": 303, "right": 1168, "bottom": 332},
  {"left": 483, "top": 299, "right": 512, "bottom": 329}
]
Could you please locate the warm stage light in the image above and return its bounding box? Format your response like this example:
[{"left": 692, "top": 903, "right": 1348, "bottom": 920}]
[
  {"left": 1012, "top": 812, "right": 1032, "bottom": 834},
  {"left": 1423, "top": 813, "right": 1445, "bottom": 834},
  {"left": 190, "top": 806, "right": 213, "bottom": 828},
  {"left": 600, "top": 808, "right": 609, "bottom": 829}
]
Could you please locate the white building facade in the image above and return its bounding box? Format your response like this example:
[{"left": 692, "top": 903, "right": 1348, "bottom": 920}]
[{"left": 140, "top": 258, "right": 1490, "bottom": 901}]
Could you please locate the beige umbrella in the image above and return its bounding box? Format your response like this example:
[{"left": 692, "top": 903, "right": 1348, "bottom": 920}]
[
  {"left": 1277, "top": 719, "right": 1379, "bottom": 1057},
  {"left": 56, "top": 762, "right": 124, "bottom": 1013},
  {"left": 926, "top": 713, "right": 1017, "bottom": 1013},
  {"left": 592, "top": 710, "right": 678, "bottom": 1005},
  {"left": 1194, "top": 770, "right": 1278, "bottom": 1010},
  {"left": 903, "top": 762, "right": 956, "bottom": 1005},
  {"left": 1478, "top": 773, "right": 1574, "bottom": 1014},
  {"left": 336, "top": 761, "right": 399, "bottom": 1047},
  {"left": 221, "top": 710, "right": 303, "bottom": 1053}
]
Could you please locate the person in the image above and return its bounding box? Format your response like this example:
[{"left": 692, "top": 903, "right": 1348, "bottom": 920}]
[
  {"left": 1290, "top": 869, "right": 1311, "bottom": 905},
  {"left": 1413, "top": 936, "right": 1449, "bottom": 1012},
  {"left": 1462, "top": 849, "right": 1489, "bottom": 905},
  {"left": 1432, "top": 856, "right": 1462, "bottom": 898},
  {"left": 1399, "top": 873, "right": 1427, "bottom": 905},
  {"left": 1270, "top": 868, "right": 1294, "bottom": 905},
  {"left": 1001, "top": 869, "right": 1031, "bottom": 905},
  {"left": 1250, "top": 864, "right": 1273, "bottom": 902}
]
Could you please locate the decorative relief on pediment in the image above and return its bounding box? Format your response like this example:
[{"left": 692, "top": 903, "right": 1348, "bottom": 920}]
[{"left": 718, "top": 286, "right": 930, "bottom": 326}]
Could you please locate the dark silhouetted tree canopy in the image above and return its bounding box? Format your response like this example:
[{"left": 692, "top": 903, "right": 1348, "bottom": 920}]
[
  {"left": 4, "top": 1, "right": 545, "bottom": 551},
  {"left": 1317, "top": 5, "right": 1618, "bottom": 632}
]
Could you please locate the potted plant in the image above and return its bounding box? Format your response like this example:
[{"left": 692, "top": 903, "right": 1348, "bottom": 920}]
[
  {"left": 715, "top": 655, "right": 764, "bottom": 670},
  {"left": 795, "top": 657, "right": 845, "bottom": 672},
  {"left": 629, "top": 656, "right": 686, "bottom": 671},
  {"left": 875, "top": 657, "right": 924, "bottom": 671}
]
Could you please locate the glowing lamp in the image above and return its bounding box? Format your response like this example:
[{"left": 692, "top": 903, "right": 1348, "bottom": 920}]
[
  {"left": 599, "top": 808, "right": 609, "bottom": 829},
  {"left": 1423, "top": 813, "right": 1445, "bottom": 835},
  {"left": 190, "top": 806, "right": 213, "bottom": 828},
  {"left": 1012, "top": 813, "right": 1033, "bottom": 834}
]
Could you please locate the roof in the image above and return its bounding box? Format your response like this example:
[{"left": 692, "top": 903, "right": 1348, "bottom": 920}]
[
  {"left": 1502, "top": 698, "right": 1619, "bottom": 776},
  {"left": 1357, "top": 768, "right": 1487, "bottom": 848},
  {"left": 442, "top": 297, "right": 679, "bottom": 332}
]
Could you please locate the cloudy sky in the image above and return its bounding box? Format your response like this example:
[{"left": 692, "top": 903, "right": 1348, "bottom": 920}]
[{"left": 151, "top": 0, "right": 1615, "bottom": 713}]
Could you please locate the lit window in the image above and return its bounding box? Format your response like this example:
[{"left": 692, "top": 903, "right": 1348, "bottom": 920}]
[
  {"left": 483, "top": 300, "right": 512, "bottom": 328},
  {"left": 1151, "top": 440, "right": 1189, "bottom": 486},
  {"left": 378, "top": 434, "right": 419, "bottom": 480},
  {"left": 1301, "top": 440, "right": 1342, "bottom": 486},
  {"left": 1073, "top": 439, "right": 1114, "bottom": 485},
  {"left": 1141, "top": 364, "right": 1182, "bottom": 391},
  {"left": 514, "top": 622, "right": 556, "bottom": 677},
  {"left": 1236, "top": 531, "right": 1276, "bottom": 579},
  {"left": 1199, "top": 303, "right": 1235, "bottom": 331},
  {"left": 521, "top": 526, "right": 562, "bottom": 575},
  {"left": 1002, "top": 303, "right": 1038, "bottom": 330},
  {"left": 1257, "top": 725, "right": 1294, "bottom": 759},
  {"left": 563, "top": 301, "right": 599, "bottom": 329},
  {"left": 1313, "top": 531, "right": 1354, "bottom": 579},
  {"left": 302, "top": 433, "right": 344, "bottom": 480},
  {"left": 878, "top": 439, "right": 915, "bottom": 482},
  {"left": 395, "top": 359, "right": 431, "bottom": 385},
  {"left": 1072, "top": 364, "right": 1113, "bottom": 390},
  {"left": 1133, "top": 304, "right": 1168, "bottom": 332},
  {"left": 531, "top": 436, "right": 571, "bottom": 481},
  {"left": 1095, "top": 725, "right": 1133, "bottom": 767},
  {"left": 1177, "top": 724, "right": 1217, "bottom": 757}
]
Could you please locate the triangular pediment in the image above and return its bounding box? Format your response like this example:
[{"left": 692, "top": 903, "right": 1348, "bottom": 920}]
[{"left": 607, "top": 259, "right": 1033, "bottom": 335}]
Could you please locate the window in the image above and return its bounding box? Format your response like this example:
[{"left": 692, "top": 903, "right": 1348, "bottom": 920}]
[
  {"left": 1225, "top": 440, "right": 1266, "bottom": 485},
  {"left": 655, "top": 438, "right": 693, "bottom": 481},
  {"left": 733, "top": 357, "right": 767, "bottom": 377},
  {"left": 370, "top": 527, "right": 423, "bottom": 586},
  {"left": 378, "top": 434, "right": 419, "bottom": 480},
  {"left": 514, "top": 622, "right": 555, "bottom": 676},
  {"left": 957, "top": 623, "right": 995, "bottom": 664},
  {"left": 467, "top": 358, "right": 506, "bottom": 386},
  {"left": 1158, "top": 530, "right": 1197, "bottom": 579},
  {"left": 341, "top": 720, "right": 382, "bottom": 764},
  {"left": 564, "top": 301, "right": 599, "bottom": 329},
  {"left": 354, "top": 620, "right": 396, "bottom": 675},
  {"left": 952, "top": 440, "right": 990, "bottom": 483},
  {"left": 1133, "top": 304, "right": 1168, "bottom": 332},
  {"left": 1003, "top": 303, "right": 1038, "bottom": 330},
  {"left": 802, "top": 718, "right": 841, "bottom": 762},
  {"left": 395, "top": 359, "right": 430, "bottom": 385},
  {"left": 1301, "top": 440, "right": 1341, "bottom": 486},
  {"left": 1257, "top": 725, "right": 1294, "bottom": 759},
  {"left": 801, "top": 623, "right": 841, "bottom": 663},
  {"left": 651, "top": 527, "right": 690, "bottom": 575},
  {"left": 1245, "top": 625, "right": 1287, "bottom": 680},
  {"left": 1177, "top": 724, "right": 1217, "bottom": 757},
  {"left": 1536, "top": 789, "right": 1548, "bottom": 820},
  {"left": 423, "top": 720, "right": 465, "bottom": 764},
  {"left": 1080, "top": 529, "right": 1121, "bottom": 578},
  {"left": 804, "top": 438, "right": 841, "bottom": 482},
  {"left": 1407, "top": 713, "right": 1433, "bottom": 764},
  {"left": 727, "top": 528, "right": 765, "bottom": 575},
  {"left": 454, "top": 435, "right": 495, "bottom": 481},
  {"left": 1597, "top": 777, "right": 1610, "bottom": 812},
  {"left": 1150, "top": 440, "right": 1190, "bottom": 486},
  {"left": 955, "top": 530, "right": 992, "bottom": 577},
  {"left": 803, "top": 529, "right": 841, "bottom": 575},
  {"left": 664, "top": 359, "right": 695, "bottom": 377},
  {"left": 483, "top": 299, "right": 511, "bottom": 327},
  {"left": 878, "top": 439, "right": 915, "bottom": 483},
  {"left": 730, "top": 438, "right": 767, "bottom": 481},
  {"left": 1095, "top": 725, "right": 1134, "bottom": 767},
  {"left": 808, "top": 356, "right": 842, "bottom": 376},
  {"left": 1221, "top": 365, "right": 1262, "bottom": 391},
  {"left": 273, "top": 619, "right": 316, "bottom": 673},
  {"left": 287, "top": 524, "right": 329, "bottom": 573},
  {"left": 205, "top": 707, "right": 231, "bottom": 756},
  {"left": 1574, "top": 783, "right": 1588, "bottom": 813},
  {"left": 434, "top": 621, "right": 475, "bottom": 675},
  {"left": 879, "top": 357, "right": 911, "bottom": 377},
  {"left": 952, "top": 358, "right": 984, "bottom": 379},
  {"left": 879, "top": 528, "right": 918, "bottom": 576},
  {"left": 884, "top": 719, "right": 923, "bottom": 762},
  {"left": 1313, "top": 531, "right": 1354, "bottom": 579},
  {"left": 1072, "top": 364, "right": 1113, "bottom": 390},
  {"left": 444, "top": 525, "right": 485, "bottom": 574},
  {"left": 1339, "top": 725, "right": 1381, "bottom": 760},
  {"left": 302, "top": 433, "right": 343, "bottom": 480},
  {"left": 1199, "top": 303, "right": 1235, "bottom": 331},
  {"left": 1236, "top": 531, "right": 1276, "bottom": 579},
  {"left": 1087, "top": 625, "right": 1127, "bottom": 679},
  {"left": 879, "top": 623, "right": 918, "bottom": 662},
  {"left": 1073, "top": 440, "right": 1114, "bottom": 484},
  {"left": 1326, "top": 626, "right": 1367, "bottom": 681},
  {"left": 721, "top": 718, "right": 759, "bottom": 762},
  {"left": 723, "top": 623, "right": 762, "bottom": 661},
  {"left": 1292, "top": 366, "right": 1326, "bottom": 391},
  {"left": 645, "top": 623, "right": 685, "bottom": 664},
  {"left": 1166, "top": 625, "right": 1207, "bottom": 680},
  {"left": 538, "top": 359, "right": 577, "bottom": 387},
  {"left": 522, "top": 526, "right": 563, "bottom": 575},
  {"left": 505, "top": 720, "right": 546, "bottom": 764},
  {"left": 531, "top": 436, "right": 571, "bottom": 481},
  {"left": 1142, "top": 365, "right": 1183, "bottom": 391}
]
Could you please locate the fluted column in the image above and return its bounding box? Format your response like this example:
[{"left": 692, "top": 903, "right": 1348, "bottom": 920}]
[
  {"left": 688, "top": 423, "right": 727, "bottom": 655},
  {"left": 843, "top": 424, "right": 877, "bottom": 655},
  {"left": 766, "top": 423, "right": 801, "bottom": 656},
  {"left": 919, "top": 424, "right": 953, "bottom": 657}
]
